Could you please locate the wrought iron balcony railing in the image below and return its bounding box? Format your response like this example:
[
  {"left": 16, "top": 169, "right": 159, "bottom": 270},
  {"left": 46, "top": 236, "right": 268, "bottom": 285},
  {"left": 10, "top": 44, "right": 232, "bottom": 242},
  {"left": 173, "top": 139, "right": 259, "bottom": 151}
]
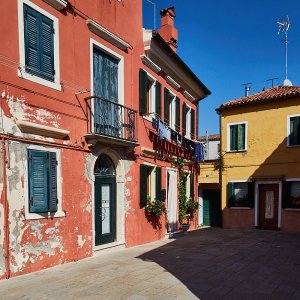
[{"left": 85, "top": 96, "right": 138, "bottom": 143}]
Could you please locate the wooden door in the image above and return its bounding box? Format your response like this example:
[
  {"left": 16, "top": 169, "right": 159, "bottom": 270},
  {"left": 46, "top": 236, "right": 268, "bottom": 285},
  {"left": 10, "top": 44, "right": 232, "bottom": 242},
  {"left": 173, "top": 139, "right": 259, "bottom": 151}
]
[
  {"left": 95, "top": 176, "right": 116, "bottom": 246},
  {"left": 259, "top": 184, "right": 279, "bottom": 230},
  {"left": 203, "top": 189, "right": 222, "bottom": 227}
]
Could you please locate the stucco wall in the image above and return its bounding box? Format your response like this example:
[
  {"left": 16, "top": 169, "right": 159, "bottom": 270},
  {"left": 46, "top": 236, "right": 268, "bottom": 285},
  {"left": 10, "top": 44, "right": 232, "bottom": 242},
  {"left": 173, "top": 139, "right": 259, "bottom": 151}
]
[{"left": 221, "top": 97, "right": 300, "bottom": 230}]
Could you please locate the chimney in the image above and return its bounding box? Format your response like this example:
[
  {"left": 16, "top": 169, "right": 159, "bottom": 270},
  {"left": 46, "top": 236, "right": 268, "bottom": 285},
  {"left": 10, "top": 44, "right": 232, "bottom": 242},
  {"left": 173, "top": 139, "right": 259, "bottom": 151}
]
[{"left": 157, "top": 6, "right": 178, "bottom": 52}]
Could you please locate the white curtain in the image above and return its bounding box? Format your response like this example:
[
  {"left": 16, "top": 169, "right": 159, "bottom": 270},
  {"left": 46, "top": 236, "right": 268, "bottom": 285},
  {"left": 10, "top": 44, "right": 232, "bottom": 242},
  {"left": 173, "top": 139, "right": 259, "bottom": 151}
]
[
  {"left": 265, "top": 191, "right": 274, "bottom": 219},
  {"left": 167, "top": 170, "right": 178, "bottom": 232}
]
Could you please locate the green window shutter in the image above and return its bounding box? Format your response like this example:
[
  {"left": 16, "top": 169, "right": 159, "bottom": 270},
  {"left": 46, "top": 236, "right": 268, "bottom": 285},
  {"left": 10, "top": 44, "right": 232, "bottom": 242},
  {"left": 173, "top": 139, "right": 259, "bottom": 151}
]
[
  {"left": 175, "top": 97, "right": 180, "bottom": 132},
  {"left": 155, "top": 167, "right": 162, "bottom": 200},
  {"left": 28, "top": 150, "right": 48, "bottom": 213},
  {"left": 230, "top": 125, "right": 237, "bottom": 151},
  {"left": 140, "top": 165, "right": 148, "bottom": 208},
  {"left": 191, "top": 109, "right": 195, "bottom": 139},
  {"left": 40, "top": 14, "right": 55, "bottom": 81},
  {"left": 237, "top": 124, "right": 245, "bottom": 150},
  {"left": 164, "top": 88, "right": 170, "bottom": 125},
  {"left": 24, "top": 5, "right": 39, "bottom": 77},
  {"left": 290, "top": 117, "right": 300, "bottom": 146},
  {"left": 227, "top": 182, "right": 235, "bottom": 207},
  {"left": 247, "top": 181, "right": 254, "bottom": 207},
  {"left": 282, "top": 181, "right": 290, "bottom": 208},
  {"left": 24, "top": 5, "right": 54, "bottom": 81},
  {"left": 48, "top": 152, "right": 58, "bottom": 212},
  {"left": 182, "top": 102, "right": 187, "bottom": 136},
  {"left": 139, "top": 69, "right": 147, "bottom": 114},
  {"left": 190, "top": 173, "right": 194, "bottom": 200},
  {"left": 155, "top": 81, "right": 161, "bottom": 118}
]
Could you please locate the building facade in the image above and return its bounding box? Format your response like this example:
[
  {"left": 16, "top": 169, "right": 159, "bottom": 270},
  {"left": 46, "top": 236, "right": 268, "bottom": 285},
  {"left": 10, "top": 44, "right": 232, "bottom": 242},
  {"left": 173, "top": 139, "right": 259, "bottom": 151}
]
[
  {"left": 218, "top": 86, "right": 300, "bottom": 232},
  {"left": 0, "top": 0, "right": 210, "bottom": 279},
  {"left": 197, "top": 134, "right": 221, "bottom": 227}
]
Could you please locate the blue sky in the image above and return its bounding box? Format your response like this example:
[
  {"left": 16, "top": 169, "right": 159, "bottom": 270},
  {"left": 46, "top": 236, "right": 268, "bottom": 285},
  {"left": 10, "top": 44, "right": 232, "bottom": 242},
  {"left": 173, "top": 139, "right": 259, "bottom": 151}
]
[{"left": 143, "top": 0, "right": 300, "bottom": 136}]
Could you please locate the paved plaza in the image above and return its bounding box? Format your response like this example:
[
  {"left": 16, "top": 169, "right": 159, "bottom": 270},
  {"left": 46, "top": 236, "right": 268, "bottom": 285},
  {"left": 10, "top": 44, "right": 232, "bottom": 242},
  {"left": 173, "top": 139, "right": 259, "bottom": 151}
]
[{"left": 1, "top": 228, "right": 300, "bottom": 299}]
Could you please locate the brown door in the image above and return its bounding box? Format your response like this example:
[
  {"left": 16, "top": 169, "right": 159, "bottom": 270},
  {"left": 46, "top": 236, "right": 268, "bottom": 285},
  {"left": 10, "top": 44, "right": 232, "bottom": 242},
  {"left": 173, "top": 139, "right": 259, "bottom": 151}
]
[{"left": 259, "top": 184, "right": 279, "bottom": 229}]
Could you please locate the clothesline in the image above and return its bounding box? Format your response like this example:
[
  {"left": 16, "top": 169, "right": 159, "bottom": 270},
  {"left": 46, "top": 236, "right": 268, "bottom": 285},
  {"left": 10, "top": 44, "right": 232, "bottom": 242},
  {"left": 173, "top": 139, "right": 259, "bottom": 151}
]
[{"left": 147, "top": 114, "right": 207, "bottom": 163}]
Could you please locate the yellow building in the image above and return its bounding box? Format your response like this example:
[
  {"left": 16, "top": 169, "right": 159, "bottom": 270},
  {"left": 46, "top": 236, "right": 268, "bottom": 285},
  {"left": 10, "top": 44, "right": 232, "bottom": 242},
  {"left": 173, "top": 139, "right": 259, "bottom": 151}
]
[
  {"left": 217, "top": 86, "right": 300, "bottom": 232},
  {"left": 197, "top": 135, "right": 221, "bottom": 227}
]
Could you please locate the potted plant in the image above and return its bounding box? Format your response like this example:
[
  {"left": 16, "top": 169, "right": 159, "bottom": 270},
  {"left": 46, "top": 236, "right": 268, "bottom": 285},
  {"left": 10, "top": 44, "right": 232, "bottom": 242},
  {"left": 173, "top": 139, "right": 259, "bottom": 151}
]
[
  {"left": 173, "top": 158, "right": 199, "bottom": 235},
  {"left": 144, "top": 196, "right": 166, "bottom": 217}
]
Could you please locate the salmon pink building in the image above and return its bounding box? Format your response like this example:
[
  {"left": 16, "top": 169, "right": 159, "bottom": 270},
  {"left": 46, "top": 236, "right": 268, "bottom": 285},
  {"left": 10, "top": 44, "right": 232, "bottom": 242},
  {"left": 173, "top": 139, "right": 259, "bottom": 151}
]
[{"left": 0, "top": 0, "right": 210, "bottom": 279}]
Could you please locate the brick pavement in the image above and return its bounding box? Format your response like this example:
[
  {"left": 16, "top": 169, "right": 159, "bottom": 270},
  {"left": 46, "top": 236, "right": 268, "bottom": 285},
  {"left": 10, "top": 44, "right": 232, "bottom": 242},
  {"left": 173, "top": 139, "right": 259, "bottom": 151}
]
[{"left": 1, "top": 228, "right": 300, "bottom": 299}]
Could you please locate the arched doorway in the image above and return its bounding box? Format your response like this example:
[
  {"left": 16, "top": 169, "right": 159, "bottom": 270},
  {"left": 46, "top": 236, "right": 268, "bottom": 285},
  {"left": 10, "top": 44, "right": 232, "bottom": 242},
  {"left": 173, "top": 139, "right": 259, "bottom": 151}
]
[{"left": 94, "top": 154, "right": 117, "bottom": 246}]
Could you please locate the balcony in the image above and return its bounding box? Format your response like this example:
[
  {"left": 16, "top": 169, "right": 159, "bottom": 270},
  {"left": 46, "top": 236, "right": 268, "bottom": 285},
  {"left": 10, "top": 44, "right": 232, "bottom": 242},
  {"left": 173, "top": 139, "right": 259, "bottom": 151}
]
[{"left": 84, "top": 96, "right": 138, "bottom": 148}]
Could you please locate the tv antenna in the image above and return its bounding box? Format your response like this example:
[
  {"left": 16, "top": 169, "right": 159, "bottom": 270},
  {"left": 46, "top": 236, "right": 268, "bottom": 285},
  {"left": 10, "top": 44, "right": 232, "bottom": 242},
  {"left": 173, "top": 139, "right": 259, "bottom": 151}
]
[
  {"left": 277, "top": 15, "right": 292, "bottom": 86},
  {"left": 241, "top": 82, "right": 252, "bottom": 96},
  {"left": 145, "top": 0, "right": 156, "bottom": 30},
  {"left": 266, "top": 77, "right": 279, "bottom": 88}
]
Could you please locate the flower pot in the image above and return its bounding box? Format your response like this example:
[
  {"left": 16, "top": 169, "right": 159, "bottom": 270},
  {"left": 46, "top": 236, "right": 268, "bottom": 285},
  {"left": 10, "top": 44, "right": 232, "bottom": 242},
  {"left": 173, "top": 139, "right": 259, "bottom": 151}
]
[{"left": 181, "top": 223, "right": 190, "bottom": 235}]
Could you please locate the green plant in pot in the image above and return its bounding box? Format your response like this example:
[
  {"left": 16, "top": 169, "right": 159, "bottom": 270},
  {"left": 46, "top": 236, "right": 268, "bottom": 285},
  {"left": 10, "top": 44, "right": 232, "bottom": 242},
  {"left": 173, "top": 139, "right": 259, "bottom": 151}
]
[
  {"left": 144, "top": 195, "right": 166, "bottom": 217},
  {"left": 173, "top": 158, "right": 199, "bottom": 232}
]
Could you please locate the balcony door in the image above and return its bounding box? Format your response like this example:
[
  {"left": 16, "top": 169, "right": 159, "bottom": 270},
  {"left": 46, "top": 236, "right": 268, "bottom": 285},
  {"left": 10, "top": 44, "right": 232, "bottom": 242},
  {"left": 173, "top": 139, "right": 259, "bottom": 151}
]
[
  {"left": 93, "top": 47, "right": 120, "bottom": 137},
  {"left": 94, "top": 154, "right": 117, "bottom": 246}
]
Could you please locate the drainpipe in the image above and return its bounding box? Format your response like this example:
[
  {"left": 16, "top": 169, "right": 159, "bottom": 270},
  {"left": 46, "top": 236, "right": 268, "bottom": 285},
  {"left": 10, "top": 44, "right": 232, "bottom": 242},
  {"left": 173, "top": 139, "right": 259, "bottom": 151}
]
[
  {"left": 216, "top": 109, "right": 222, "bottom": 227},
  {"left": 2, "top": 137, "right": 10, "bottom": 279}
]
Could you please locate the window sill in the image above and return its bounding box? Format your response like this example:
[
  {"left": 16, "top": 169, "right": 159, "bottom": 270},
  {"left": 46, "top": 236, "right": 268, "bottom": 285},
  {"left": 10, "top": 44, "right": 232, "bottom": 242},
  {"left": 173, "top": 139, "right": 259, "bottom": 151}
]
[
  {"left": 143, "top": 114, "right": 154, "bottom": 123},
  {"left": 285, "top": 208, "right": 300, "bottom": 212},
  {"left": 286, "top": 145, "right": 300, "bottom": 148},
  {"left": 24, "top": 210, "right": 66, "bottom": 220},
  {"left": 229, "top": 207, "right": 252, "bottom": 210},
  {"left": 18, "top": 68, "right": 62, "bottom": 91},
  {"left": 226, "top": 150, "right": 247, "bottom": 153}
]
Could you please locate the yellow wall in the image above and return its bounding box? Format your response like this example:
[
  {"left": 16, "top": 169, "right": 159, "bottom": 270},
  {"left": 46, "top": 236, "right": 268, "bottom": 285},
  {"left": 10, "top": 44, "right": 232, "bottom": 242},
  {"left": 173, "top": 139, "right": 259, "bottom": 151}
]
[
  {"left": 199, "top": 162, "right": 219, "bottom": 184},
  {"left": 220, "top": 97, "right": 300, "bottom": 231}
]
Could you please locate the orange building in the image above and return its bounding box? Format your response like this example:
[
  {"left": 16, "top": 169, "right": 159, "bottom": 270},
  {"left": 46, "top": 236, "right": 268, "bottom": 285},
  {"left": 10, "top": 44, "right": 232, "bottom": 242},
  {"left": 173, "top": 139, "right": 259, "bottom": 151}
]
[{"left": 0, "top": 0, "right": 210, "bottom": 279}]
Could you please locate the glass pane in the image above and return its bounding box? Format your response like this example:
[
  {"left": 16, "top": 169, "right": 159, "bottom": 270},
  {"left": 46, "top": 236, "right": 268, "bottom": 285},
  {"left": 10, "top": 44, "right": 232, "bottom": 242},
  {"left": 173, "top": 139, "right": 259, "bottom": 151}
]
[
  {"left": 265, "top": 191, "right": 274, "bottom": 219},
  {"left": 290, "top": 182, "right": 300, "bottom": 207},
  {"left": 94, "top": 154, "right": 116, "bottom": 176},
  {"left": 101, "top": 184, "right": 110, "bottom": 234}
]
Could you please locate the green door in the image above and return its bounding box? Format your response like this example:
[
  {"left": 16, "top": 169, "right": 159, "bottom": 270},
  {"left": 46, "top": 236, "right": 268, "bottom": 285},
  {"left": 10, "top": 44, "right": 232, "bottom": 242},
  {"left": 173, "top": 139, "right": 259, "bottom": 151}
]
[
  {"left": 203, "top": 189, "right": 221, "bottom": 227},
  {"left": 94, "top": 154, "right": 117, "bottom": 246},
  {"left": 95, "top": 176, "right": 116, "bottom": 246}
]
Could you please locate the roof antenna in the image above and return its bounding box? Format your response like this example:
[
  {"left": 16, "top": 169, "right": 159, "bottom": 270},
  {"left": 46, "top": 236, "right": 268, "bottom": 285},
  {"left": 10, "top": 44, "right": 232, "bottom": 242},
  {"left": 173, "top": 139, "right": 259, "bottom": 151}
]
[
  {"left": 241, "top": 82, "right": 252, "bottom": 96},
  {"left": 145, "top": 0, "right": 156, "bottom": 30},
  {"left": 277, "top": 16, "right": 292, "bottom": 86},
  {"left": 266, "top": 77, "right": 279, "bottom": 88}
]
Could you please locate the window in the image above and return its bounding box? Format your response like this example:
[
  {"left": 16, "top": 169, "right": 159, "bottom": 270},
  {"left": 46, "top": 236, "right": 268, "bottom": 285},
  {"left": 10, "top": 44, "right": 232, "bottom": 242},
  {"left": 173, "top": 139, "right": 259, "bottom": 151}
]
[
  {"left": 18, "top": 0, "right": 60, "bottom": 90},
  {"left": 228, "top": 122, "right": 247, "bottom": 151},
  {"left": 184, "top": 172, "right": 194, "bottom": 201},
  {"left": 283, "top": 181, "right": 300, "bottom": 209},
  {"left": 140, "top": 165, "right": 162, "bottom": 207},
  {"left": 139, "top": 69, "right": 161, "bottom": 118},
  {"left": 227, "top": 181, "right": 254, "bottom": 207},
  {"left": 182, "top": 102, "right": 195, "bottom": 139},
  {"left": 28, "top": 149, "right": 57, "bottom": 213},
  {"left": 164, "top": 88, "right": 180, "bottom": 132},
  {"left": 288, "top": 115, "right": 300, "bottom": 146}
]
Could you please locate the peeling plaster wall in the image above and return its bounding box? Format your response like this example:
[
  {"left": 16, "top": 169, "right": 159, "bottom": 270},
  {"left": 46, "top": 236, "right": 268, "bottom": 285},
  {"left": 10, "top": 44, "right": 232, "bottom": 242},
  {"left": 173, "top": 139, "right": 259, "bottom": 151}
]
[{"left": 5, "top": 141, "right": 93, "bottom": 277}]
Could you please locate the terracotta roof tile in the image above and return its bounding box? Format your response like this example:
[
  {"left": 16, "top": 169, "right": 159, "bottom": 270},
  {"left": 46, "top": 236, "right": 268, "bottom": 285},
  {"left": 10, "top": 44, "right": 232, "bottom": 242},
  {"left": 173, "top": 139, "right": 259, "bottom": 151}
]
[
  {"left": 218, "top": 86, "right": 300, "bottom": 111},
  {"left": 197, "top": 134, "right": 220, "bottom": 141}
]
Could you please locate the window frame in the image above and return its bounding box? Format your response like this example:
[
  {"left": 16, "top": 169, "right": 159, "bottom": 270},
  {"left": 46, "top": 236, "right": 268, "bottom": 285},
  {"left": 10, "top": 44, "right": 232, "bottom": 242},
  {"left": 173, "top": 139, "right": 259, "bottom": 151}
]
[
  {"left": 185, "top": 103, "right": 192, "bottom": 139},
  {"left": 287, "top": 114, "right": 300, "bottom": 147},
  {"left": 141, "top": 163, "right": 159, "bottom": 202},
  {"left": 142, "top": 70, "right": 156, "bottom": 121},
  {"left": 169, "top": 90, "right": 176, "bottom": 131},
  {"left": 284, "top": 178, "right": 300, "bottom": 210},
  {"left": 227, "top": 121, "right": 248, "bottom": 152},
  {"left": 18, "top": 0, "right": 61, "bottom": 90},
  {"left": 24, "top": 145, "right": 65, "bottom": 220},
  {"left": 228, "top": 180, "right": 252, "bottom": 209}
]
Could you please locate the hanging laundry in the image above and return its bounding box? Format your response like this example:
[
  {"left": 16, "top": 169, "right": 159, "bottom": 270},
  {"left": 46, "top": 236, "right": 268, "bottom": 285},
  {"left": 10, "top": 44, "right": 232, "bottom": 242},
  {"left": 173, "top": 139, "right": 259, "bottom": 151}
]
[
  {"left": 158, "top": 120, "right": 171, "bottom": 142},
  {"left": 171, "top": 129, "right": 177, "bottom": 142},
  {"left": 152, "top": 117, "right": 158, "bottom": 131}
]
